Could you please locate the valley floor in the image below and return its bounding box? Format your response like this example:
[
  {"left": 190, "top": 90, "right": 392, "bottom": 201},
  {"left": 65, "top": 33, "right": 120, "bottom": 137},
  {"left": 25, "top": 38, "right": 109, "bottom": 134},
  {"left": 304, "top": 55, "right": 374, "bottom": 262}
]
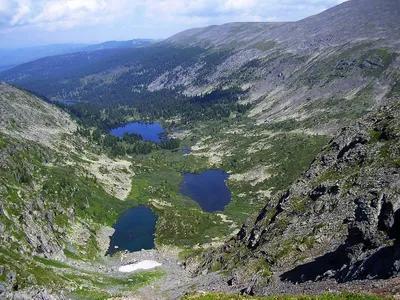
[
  {"left": 63, "top": 247, "right": 400, "bottom": 299},
  {"left": 59, "top": 247, "right": 229, "bottom": 299}
]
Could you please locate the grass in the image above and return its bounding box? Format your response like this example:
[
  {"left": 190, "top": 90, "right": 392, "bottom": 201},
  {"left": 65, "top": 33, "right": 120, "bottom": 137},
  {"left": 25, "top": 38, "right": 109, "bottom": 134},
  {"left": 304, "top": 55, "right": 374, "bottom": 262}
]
[
  {"left": 250, "top": 40, "right": 278, "bottom": 52},
  {"left": 118, "top": 115, "right": 330, "bottom": 249},
  {"left": 301, "top": 85, "right": 376, "bottom": 128},
  {"left": 0, "top": 131, "right": 137, "bottom": 276},
  {"left": 361, "top": 48, "right": 398, "bottom": 78},
  {"left": 65, "top": 269, "right": 165, "bottom": 291},
  {"left": 68, "top": 290, "right": 113, "bottom": 300},
  {"left": 124, "top": 149, "right": 235, "bottom": 248},
  {"left": 64, "top": 249, "right": 82, "bottom": 260},
  {"left": 252, "top": 259, "right": 272, "bottom": 278},
  {"left": 42, "top": 166, "right": 132, "bottom": 227},
  {"left": 33, "top": 257, "right": 70, "bottom": 269},
  {"left": 0, "top": 248, "right": 69, "bottom": 291},
  {"left": 183, "top": 292, "right": 389, "bottom": 300},
  {"left": 1, "top": 245, "right": 159, "bottom": 295}
]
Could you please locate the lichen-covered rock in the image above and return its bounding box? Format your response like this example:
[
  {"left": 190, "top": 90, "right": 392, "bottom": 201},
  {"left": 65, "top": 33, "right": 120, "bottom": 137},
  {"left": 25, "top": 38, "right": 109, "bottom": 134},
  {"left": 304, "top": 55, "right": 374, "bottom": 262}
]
[{"left": 199, "top": 102, "right": 400, "bottom": 294}]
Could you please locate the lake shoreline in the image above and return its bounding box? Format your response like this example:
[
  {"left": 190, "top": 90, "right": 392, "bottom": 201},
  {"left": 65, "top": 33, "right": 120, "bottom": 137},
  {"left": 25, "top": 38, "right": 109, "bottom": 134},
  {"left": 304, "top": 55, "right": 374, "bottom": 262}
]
[
  {"left": 110, "top": 121, "right": 168, "bottom": 143},
  {"left": 107, "top": 205, "right": 158, "bottom": 255},
  {"left": 180, "top": 170, "right": 231, "bottom": 213}
]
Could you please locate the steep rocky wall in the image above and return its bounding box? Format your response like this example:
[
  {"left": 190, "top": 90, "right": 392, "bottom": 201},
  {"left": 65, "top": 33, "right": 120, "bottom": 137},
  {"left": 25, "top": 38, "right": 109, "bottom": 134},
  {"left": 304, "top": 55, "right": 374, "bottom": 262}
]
[{"left": 198, "top": 101, "right": 400, "bottom": 294}]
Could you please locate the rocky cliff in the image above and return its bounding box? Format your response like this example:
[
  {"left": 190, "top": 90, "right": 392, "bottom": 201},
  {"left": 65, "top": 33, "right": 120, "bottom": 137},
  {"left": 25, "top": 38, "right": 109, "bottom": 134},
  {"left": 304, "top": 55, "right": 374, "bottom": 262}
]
[
  {"left": 0, "top": 84, "right": 133, "bottom": 298},
  {"left": 198, "top": 100, "right": 400, "bottom": 294}
]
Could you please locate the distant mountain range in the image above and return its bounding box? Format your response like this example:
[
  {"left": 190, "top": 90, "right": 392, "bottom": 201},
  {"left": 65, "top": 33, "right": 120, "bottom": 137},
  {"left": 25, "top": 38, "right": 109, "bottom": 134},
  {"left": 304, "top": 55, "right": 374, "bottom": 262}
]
[
  {"left": 1, "top": 0, "right": 400, "bottom": 298},
  {"left": 0, "top": 39, "right": 154, "bottom": 71}
]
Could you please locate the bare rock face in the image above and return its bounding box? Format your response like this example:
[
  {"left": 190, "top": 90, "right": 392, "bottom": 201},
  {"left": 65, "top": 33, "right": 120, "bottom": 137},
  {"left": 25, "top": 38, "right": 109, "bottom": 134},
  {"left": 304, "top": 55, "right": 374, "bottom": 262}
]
[
  {"left": 0, "top": 83, "right": 76, "bottom": 147},
  {"left": 0, "top": 138, "right": 76, "bottom": 258},
  {"left": 199, "top": 102, "right": 400, "bottom": 294},
  {"left": 2, "top": 287, "right": 63, "bottom": 300}
]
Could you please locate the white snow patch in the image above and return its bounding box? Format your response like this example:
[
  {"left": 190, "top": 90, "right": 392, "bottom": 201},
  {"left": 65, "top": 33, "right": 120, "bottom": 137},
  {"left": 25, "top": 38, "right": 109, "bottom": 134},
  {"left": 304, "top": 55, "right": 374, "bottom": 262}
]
[{"left": 118, "top": 260, "right": 162, "bottom": 273}]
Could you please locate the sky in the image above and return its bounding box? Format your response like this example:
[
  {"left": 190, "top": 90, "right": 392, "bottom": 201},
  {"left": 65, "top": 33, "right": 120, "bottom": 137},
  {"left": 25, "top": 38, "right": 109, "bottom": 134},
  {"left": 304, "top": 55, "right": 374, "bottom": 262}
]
[{"left": 0, "top": 0, "right": 347, "bottom": 48}]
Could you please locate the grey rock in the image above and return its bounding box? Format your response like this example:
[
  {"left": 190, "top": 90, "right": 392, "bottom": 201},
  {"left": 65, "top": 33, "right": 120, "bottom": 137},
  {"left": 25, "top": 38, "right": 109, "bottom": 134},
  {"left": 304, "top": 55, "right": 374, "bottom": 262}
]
[
  {"left": 6, "top": 271, "right": 16, "bottom": 284},
  {"left": 0, "top": 281, "right": 7, "bottom": 295},
  {"left": 199, "top": 102, "right": 400, "bottom": 294}
]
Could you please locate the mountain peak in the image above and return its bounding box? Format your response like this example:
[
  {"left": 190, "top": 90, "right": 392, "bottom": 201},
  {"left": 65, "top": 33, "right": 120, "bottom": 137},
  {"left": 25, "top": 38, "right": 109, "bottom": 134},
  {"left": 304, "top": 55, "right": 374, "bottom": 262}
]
[{"left": 166, "top": 0, "right": 400, "bottom": 50}]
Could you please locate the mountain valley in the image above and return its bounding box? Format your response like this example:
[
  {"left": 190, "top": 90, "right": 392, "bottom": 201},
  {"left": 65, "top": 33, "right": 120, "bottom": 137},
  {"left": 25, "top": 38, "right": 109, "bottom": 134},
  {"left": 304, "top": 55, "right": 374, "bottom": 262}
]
[{"left": 0, "top": 0, "right": 399, "bottom": 299}]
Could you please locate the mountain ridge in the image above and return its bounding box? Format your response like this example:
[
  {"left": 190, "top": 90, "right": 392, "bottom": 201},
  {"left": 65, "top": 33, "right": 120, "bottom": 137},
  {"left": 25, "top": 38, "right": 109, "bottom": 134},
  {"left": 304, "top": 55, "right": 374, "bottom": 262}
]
[
  {"left": 196, "top": 99, "right": 400, "bottom": 295},
  {"left": 1, "top": 0, "right": 399, "bottom": 133},
  {"left": 165, "top": 0, "right": 400, "bottom": 50}
]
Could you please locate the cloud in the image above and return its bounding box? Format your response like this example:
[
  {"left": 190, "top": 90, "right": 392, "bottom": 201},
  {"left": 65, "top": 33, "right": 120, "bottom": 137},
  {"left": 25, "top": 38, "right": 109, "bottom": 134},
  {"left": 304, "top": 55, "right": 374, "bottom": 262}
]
[
  {"left": 141, "top": 0, "right": 348, "bottom": 25},
  {"left": 0, "top": 0, "right": 13, "bottom": 13},
  {"left": 219, "top": 0, "right": 258, "bottom": 13},
  {"left": 1, "top": 0, "right": 135, "bottom": 31},
  {"left": 0, "top": 0, "right": 348, "bottom": 33},
  {"left": 11, "top": 0, "right": 32, "bottom": 26}
]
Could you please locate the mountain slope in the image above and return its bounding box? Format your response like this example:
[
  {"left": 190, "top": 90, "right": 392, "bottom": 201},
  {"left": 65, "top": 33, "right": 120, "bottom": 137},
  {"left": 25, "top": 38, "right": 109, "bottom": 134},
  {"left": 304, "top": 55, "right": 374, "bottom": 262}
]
[
  {"left": 167, "top": 0, "right": 400, "bottom": 49},
  {"left": 0, "top": 82, "right": 76, "bottom": 145},
  {"left": 157, "top": 0, "right": 400, "bottom": 125},
  {"left": 0, "top": 84, "right": 151, "bottom": 298},
  {"left": 197, "top": 100, "right": 400, "bottom": 295}
]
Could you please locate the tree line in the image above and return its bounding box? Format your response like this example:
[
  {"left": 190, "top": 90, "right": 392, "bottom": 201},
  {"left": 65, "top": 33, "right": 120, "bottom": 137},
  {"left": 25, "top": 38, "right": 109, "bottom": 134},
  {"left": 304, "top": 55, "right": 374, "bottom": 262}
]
[{"left": 77, "top": 127, "right": 180, "bottom": 157}]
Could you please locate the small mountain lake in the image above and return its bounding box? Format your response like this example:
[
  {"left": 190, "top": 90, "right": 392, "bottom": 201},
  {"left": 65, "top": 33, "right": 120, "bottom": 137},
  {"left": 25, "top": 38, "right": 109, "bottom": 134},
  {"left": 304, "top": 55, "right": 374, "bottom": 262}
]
[
  {"left": 180, "top": 170, "right": 231, "bottom": 212},
  {"left": 110, "top": 122, "right": 167, "bottom": 142},
  {"left": 107, "top": 205, "right": 158, "bottom": 255},
  {"left": 181, "top": 147, "right": 192, "bottom": 154}
]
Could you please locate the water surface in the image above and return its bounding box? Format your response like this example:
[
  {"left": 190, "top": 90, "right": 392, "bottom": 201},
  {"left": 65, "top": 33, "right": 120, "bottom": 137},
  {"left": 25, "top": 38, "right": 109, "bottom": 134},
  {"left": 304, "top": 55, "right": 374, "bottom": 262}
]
[
  {"left": 180, "top": 170, "right": 231, "bottom": 212},
  {"left": 181, "top": 147, "right": 192, "bottom": 154},
  {"left": 110, "top": 122, "right": 166, "bottom": 142},
  {"left": 107, "top": 205, "right": 157, "bottom": 255}
]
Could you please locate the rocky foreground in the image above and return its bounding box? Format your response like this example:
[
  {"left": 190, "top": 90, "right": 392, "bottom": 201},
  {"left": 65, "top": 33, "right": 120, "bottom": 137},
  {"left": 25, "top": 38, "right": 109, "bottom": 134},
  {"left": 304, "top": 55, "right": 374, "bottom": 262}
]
[{"left": 196, "top": 101, "right": 400, "bottom": 296}]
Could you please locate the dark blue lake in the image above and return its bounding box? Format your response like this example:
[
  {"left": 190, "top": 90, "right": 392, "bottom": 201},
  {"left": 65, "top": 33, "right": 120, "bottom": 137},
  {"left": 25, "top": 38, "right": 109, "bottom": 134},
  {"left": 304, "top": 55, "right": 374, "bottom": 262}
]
[
  {"left": 107, "top": 205, "right": 158, "bottom": 255},
  {"left": 180, "top": 170, "right": 231, "bottom": 212},
  {"left": 181, "top": 148, "right": 192, "bottom": 154},
  {"left": 110, "top": 122, "right": 166, "bottom": 142}
]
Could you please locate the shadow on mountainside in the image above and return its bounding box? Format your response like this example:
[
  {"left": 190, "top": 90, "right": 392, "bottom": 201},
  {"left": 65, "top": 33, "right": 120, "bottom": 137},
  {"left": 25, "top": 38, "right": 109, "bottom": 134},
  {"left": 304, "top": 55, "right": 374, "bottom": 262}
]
[{"left": 281, "top": 208, "right": 400, "bottom": 283}]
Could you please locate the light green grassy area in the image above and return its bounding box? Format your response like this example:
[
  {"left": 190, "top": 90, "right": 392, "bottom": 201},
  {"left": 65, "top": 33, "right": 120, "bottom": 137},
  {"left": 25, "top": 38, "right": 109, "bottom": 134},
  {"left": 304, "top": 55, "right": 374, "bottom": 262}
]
[
  {"left": 183, "top": 292, "right": 389, "bottom": 300},
  {"left": 127, "top": 150, "right": 233, "bottom": 247},
  {"left": 1, "top": 245, "right": 165, "bottom": 297},
  {"left": 122, "top": 113, "right": 330, "bottom": 249}
]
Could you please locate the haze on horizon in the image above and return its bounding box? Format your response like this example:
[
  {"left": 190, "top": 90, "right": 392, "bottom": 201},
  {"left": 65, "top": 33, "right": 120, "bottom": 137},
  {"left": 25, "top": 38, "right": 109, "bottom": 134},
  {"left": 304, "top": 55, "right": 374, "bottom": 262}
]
[{"left": 0, "top": 0, "right": 347, "bottom": 48}]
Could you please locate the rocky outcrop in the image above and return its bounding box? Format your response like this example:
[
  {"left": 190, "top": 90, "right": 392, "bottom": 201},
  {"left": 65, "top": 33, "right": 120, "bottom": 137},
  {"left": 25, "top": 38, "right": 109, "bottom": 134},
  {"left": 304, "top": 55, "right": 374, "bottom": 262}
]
[
  {"left": 198, "top": 102, "right": 400, "bottom": 294},
  {"left": 0, "top": 86, "right": 81, "bottom": 297},
  {"left": 0, "top": 136, "right": 75, "bottom": 258},
  {"left": 0, "top": 82, "right": 76, "bottom": 147}
]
